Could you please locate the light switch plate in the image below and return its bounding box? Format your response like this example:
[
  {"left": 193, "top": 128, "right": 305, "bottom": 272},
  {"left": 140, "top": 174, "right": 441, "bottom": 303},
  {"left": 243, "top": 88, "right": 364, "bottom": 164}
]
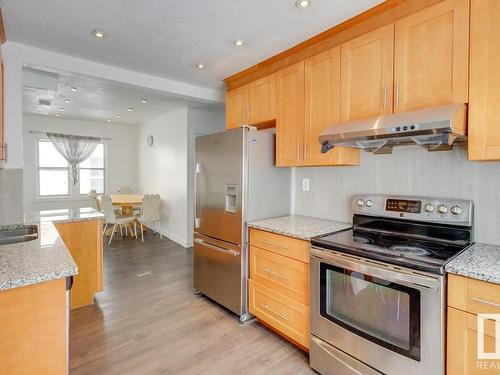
[{"left": 302, "top": 178, "right": 310, "bottom": 192}]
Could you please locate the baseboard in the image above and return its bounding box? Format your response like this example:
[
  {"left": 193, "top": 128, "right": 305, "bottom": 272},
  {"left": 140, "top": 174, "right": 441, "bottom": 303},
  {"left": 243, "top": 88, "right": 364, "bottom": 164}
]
[{"left": 144, "top": 224, "right": 192, "bottom": 248}]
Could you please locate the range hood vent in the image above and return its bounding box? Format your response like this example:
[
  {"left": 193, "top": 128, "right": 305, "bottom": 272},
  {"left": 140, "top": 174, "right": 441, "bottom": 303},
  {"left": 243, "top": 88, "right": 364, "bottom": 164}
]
[{"left": 319, "top": 104, "right": 467, "bottom": 154}]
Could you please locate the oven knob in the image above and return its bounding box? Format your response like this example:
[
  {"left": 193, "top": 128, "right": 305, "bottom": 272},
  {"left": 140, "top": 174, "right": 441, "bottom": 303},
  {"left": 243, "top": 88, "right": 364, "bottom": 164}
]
[
  {"left": 451, "top": 206, "right": 462, "bottom": 215},
  {"left": 424, "top": 204, "right": 434, "bottom": 212},
  {"left": 437, "top": 205, "right": 448, "bottom": 214},
  {"left": 356, "top": 199, "right": 365, "bottom": 207},
  {"left": 365, "top": 200, "right": 373, "bottom": 207}
]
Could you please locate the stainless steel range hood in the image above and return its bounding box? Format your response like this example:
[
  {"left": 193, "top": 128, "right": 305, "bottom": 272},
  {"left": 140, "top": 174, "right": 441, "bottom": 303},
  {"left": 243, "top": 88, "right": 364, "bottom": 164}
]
[{"left": 319, "top": 104, "right": 467, "bottom": 154}]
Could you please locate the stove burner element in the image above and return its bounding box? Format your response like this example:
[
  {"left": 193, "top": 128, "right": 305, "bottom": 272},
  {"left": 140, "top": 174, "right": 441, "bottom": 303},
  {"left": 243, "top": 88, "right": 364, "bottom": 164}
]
[
  {"left": 390, "top": 245, "right": 431, "bottom": 257},
  {"left": 353, "top": 236, "right": 372, "bottom": 244}
]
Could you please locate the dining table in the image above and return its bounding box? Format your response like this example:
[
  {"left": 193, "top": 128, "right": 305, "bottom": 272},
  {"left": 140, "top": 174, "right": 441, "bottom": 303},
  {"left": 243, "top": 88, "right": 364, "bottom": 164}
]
[{"left": 107, "top": 194, "right": 144, "bottom": 237}]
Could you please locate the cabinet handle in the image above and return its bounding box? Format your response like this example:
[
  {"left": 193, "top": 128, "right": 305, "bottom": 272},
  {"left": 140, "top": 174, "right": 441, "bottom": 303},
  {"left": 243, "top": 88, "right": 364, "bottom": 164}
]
[
  {"left": 296, "top": 144, "right": 301, "bottom": 161},
  {"left": 261, "top": 304, "right": 289, "bottom": 321},
  {"left": 304, "top": 143, "right": 308, "bottom": 161},
  {"left": 472, "top": 297, "right": 500, "bottom": 309},
  {"left": 262, "top": 267, "right": 289, "bottom": 282},
  {"left": 395, "top": 83, "right": 400, "bottom": 109},
  {"left": 383, "top": 86, "right": 388, "bottom": 110}
]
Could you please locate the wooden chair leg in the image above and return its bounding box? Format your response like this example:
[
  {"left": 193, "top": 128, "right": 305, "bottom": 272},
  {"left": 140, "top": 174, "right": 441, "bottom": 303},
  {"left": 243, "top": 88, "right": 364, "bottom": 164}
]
[
  {"left": 125, "top": 225, "right": 128, "bottom": 237},
  {"left": 109, "top": 224, "right": 118, "bottom": 246},
  {"left": 134, "top": 221, "right": 138, "bottom": 239},
  {"left": 120, "top": 225, "right": 123, "bottom": 237},
  {"left": 141, "top": 223, "right": 144, "bottom": 243},
  {"left": 103, "top": 223, "right": 108, "bottom": 236}
]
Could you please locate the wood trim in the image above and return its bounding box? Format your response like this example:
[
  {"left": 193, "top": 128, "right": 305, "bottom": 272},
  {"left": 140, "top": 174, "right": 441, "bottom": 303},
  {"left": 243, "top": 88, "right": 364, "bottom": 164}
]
[
  {"left": 224, "top": 0, "right": 445, "bottom": 90},
  {"left": 0, "top": 5, "right": 5, "bottom": 44}
]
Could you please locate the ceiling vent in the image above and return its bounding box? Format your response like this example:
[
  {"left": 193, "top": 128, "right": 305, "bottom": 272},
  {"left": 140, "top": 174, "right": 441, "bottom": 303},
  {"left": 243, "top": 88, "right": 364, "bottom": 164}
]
[{"left": 38, "top": 99, "right": 52, "bottom": 108}]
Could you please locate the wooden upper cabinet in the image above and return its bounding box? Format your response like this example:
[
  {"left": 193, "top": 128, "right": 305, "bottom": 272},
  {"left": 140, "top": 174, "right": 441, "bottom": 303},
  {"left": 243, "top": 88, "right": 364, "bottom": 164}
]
[
  {"left": 341, "top": 24, "right": 394, "bottom": 122},
  {"left": 225, "top": 86, "right": 248, "bottom": 129},
  {"left": 468, "top": 0, "right": 500, "bottom": 161},
  {"left": 305, "top": 47, "right": 359, "bottom": 166},
  {"left": 248, "top": 73, "right": 276, "bottom": 125},
  {"left": 276, "top": 61, "right": 305, "bottom": 167},
  {"left": 394, "top": 0, "right": 469, "bottom": 113}
]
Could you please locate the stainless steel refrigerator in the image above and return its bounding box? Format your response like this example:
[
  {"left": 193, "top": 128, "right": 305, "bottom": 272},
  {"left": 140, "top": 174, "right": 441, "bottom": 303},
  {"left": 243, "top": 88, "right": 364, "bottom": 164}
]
[{"left": 193, "top": 126, "right": 290, "bottom": 322}]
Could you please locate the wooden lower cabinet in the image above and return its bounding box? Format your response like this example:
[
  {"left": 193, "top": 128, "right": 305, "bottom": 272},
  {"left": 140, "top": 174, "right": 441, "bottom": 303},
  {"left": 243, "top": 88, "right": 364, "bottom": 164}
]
[
  {"left": 0, "top": 278, "right": 68, "bottom": 374},
  {"left": 55, "top": 219, "right": 103, "bottom": 309},
  {"left": 249, "top": 280, "right": 309, "bottom": 349},
  {"left": 249, "top": 229, "right": 310, "bottom": 350},
  {"left": 447, "top": 274, "right": 500, "bottom": 374}
]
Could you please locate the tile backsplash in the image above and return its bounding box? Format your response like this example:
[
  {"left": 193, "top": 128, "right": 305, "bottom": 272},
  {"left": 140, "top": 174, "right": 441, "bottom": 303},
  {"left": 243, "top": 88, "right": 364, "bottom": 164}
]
[
  {"left": 0, "top": 169, "right": 24, "bottom": 225},
  {"left": 294, "top": 146, "right": 500, "bottom": 245}
]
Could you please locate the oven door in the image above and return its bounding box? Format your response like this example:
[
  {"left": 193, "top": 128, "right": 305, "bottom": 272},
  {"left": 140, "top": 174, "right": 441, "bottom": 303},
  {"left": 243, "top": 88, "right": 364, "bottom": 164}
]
[{"left": 310, "top": 247, "right": 445, "bottom": 375}]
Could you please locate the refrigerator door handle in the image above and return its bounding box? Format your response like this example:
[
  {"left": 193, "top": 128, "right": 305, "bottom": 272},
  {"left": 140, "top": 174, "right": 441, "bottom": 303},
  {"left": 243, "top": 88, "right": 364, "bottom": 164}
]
[
  {"left": 194, "top": 238, "right": 240, "bottom": 256},
  {"left": 194, "top": 162, "right": 201, "bottom": 228}
]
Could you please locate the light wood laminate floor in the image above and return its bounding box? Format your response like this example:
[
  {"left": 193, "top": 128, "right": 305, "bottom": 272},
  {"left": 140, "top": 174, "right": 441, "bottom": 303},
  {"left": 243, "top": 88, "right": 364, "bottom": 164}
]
[{"left": 70, "top": 233, "right": 314, "bottom": 375}]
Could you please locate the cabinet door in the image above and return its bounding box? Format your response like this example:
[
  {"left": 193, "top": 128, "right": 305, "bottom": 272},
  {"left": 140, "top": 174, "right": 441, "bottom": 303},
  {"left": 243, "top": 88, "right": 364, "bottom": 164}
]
[
  {"left": 305, "top": 47, "right": 359, "bottom": 166},
  {"left": 341, "top": 24, "right": 394, "bottom": 122},
  {"left": 394, "top": 0, "right": 469, "bottom": 113},
  {"left": 225, "top": 86, "right": 248, "bottom": 129},
  {"left": 248, "top": 73, "right": 276, "bottom": 125},
  {"left": 447, "top": 307, "right": 500, "bottom": 375},
  {"left": 468, "top": 0, "right": 500, "bottom": 160},
  {"left": 276, "top": 62, "right": 305, "bottom": 167}
]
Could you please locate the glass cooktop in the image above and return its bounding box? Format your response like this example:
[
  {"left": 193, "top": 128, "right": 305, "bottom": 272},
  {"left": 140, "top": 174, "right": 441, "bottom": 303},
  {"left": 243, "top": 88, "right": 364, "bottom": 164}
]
[{"left": 311, "top": 228, "right": 471, "bottom": 274}]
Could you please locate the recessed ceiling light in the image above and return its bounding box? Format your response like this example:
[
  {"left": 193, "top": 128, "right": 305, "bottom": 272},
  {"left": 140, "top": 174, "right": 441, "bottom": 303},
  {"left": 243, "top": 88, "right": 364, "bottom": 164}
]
[
  {"left": 64, "top": 99, "right": 70, "bottom": 103},
  {"left": 91, "top": 30, "right": 105, "bottom": 39},
  {"left": 128, "top": 107, "right": 134, "bottom": 112},
  {"left": 196, "top": 63, "right": 206, "bottom": 69},
  {"left": 106, "top": 119, "right": 111, "bottom": 122},
  {"left": 116, "top": 115, "right": 121, "bottom": 118},
  {"left": 56, "top": 113, "right": 61, "bottom": 117},
  {"left": 70, "top": 87, "right": 78, "bottom": 92},
  {"left": 59, "top": 107, "right": 65, "bottom": 112},
  {"left": 295, "top": 0, "right": 311, "bottom": 8},
  {"left": 140, "top": 99, "right": 148, "bottom": 104},
  {"left": 234, "top": 39, "right": 245, "bottom": 47}
]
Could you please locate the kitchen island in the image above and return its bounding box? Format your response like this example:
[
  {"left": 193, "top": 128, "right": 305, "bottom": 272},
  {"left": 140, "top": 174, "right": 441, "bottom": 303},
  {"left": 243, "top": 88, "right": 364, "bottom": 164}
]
[{"left": 0, "top": 207, "right": 104, "bottom": 374}]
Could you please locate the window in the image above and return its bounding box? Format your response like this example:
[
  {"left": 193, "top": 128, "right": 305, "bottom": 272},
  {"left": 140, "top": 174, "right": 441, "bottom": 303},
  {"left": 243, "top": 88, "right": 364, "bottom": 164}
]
[
  {"left": 38, "top": 139, "right": 70, "bottom": 196},
  {"left": 79, "top": 144, "right": 105, "bottom": 195},
  {"left": 37, "top": 139, "right": 105, "bottom": 197}
]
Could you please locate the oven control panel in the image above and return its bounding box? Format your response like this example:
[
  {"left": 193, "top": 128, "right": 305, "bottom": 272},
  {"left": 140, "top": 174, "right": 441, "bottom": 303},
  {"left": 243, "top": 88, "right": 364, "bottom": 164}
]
[{"left": 352, "top": 194, "right": 473, "bottom": 227}]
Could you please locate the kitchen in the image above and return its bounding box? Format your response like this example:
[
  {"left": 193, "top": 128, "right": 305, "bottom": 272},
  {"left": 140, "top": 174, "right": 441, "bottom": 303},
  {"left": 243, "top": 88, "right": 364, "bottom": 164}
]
[{"left": 1, "top": 0, "right": 500, "bottom": 374}]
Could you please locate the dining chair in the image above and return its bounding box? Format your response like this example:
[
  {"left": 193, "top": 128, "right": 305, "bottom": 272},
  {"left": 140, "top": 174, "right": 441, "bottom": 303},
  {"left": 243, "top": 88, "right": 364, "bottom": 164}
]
[
  {"left": 88, "top": 190, "right": 100, "bottom": 211},
  {"left": 118, "top": 186, "right": 133, "bottom": 194},
  {"left": 137, "top": 194, "right": 162, "bottom": 243},
  {"left": 99, "top": 195, "right": 138, "bottom": 245}
]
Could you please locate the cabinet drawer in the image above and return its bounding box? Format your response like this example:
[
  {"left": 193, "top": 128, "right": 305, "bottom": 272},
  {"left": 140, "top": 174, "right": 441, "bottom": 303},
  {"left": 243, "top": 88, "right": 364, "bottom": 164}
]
[
  {"left": 449, "top": 274, "right": 500, "bottom": 315},
  {"left": 249, "top": 228, "right": 309, "bottom": 263},
  {"left": 249, "top": 279, "right": 309, "bottom": 349},
  {"left": 250, "top": 246, "right": 309, "bottom": 304}
]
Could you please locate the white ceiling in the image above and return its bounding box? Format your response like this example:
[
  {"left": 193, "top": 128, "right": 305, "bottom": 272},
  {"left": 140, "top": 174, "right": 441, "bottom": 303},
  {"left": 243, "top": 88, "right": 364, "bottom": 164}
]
[
  {"left": 2, "top": 0, "right": 383, "bottom": 90},
  {"left": 22, "top": 66, "right": 222, "bottom": 125}
]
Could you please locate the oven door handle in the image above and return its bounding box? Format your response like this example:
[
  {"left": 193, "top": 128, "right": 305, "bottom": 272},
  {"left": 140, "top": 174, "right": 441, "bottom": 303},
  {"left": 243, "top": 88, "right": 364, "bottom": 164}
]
[{"left": 311, "top": 247, "right": 441, "bottom": 290}]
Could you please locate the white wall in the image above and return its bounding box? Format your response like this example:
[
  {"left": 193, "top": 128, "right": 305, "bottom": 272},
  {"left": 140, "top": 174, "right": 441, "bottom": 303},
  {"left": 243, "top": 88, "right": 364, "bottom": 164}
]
[
  {"left": 136, "top": 107, "right": 225, "bottom": 248},
  {"left": 137, "top": 108, "right": 190, "bottom": 246},
  {"left": 22, "top": 114, "right": 137, "bottom": 212},
  {"left": 294, "top": 146, "right": 500, "bottom": 245}
]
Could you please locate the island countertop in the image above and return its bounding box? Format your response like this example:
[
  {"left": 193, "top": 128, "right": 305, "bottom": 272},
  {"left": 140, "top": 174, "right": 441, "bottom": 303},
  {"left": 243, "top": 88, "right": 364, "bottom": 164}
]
[
  {"left": 248, "top": 215, "right": 352, "bottom": 241},
  {"left": 0, "top": 207, "right": 104, "bottom": 291},
  {"left": 445, "top": 242, "right": 500, "bottom": 285}
]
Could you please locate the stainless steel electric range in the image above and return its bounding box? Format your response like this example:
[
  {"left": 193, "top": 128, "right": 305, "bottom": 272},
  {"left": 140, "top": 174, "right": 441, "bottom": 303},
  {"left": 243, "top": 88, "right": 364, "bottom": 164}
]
[{"left": 310, "top": 195, "right": 473, "bottom": 375}]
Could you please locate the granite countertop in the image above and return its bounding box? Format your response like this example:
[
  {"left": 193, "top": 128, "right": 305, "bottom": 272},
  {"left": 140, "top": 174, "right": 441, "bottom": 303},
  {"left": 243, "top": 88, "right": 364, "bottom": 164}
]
[
  {"left": 446, "top": 243, "right": 500, "bottom": 285},
  {"left": 248, "top": 215, "right": 352, "bottom": 241},
  {"left": 0, "top": 207, "right": 103, "bottom": 292}
]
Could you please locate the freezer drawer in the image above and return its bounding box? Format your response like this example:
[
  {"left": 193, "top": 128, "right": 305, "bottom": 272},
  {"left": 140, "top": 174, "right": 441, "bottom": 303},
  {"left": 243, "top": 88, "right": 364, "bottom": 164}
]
[{"left": 193, "top": 234, "right": 242, "bottom": 315}]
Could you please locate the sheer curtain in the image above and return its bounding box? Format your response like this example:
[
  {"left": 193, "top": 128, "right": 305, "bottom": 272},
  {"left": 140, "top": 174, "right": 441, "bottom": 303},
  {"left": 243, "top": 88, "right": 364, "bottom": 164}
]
[{"left": 47, "top": 133, "right": 101, "bottom": 185}]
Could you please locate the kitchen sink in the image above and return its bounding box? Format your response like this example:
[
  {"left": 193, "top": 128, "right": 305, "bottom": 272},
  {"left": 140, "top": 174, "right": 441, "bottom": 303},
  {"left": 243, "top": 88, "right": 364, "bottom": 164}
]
[{"left": 0, "top": 225, "right": 38, "bottom": 246}]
